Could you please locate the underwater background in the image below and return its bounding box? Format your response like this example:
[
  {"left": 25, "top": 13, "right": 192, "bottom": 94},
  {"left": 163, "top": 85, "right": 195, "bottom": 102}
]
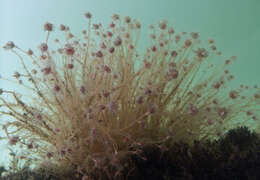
[{"left": 0, "top": 0, "right": 259, "bottom": 170}]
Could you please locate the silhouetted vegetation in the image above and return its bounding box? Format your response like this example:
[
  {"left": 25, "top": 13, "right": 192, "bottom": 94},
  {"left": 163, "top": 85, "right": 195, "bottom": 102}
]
[{"left": 1, "top": 126, "right": 260, "bottom": 180}]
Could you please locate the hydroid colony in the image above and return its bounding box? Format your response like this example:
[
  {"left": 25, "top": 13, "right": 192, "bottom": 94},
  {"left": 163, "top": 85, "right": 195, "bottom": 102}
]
[{"left": 0, "top": 12, "right": 259, "bottom": 177}]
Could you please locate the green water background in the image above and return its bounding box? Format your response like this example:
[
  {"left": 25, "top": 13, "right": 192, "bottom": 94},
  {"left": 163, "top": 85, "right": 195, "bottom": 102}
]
[{"left": 0, "top": 0, "right": 259, "bottom": 170}]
